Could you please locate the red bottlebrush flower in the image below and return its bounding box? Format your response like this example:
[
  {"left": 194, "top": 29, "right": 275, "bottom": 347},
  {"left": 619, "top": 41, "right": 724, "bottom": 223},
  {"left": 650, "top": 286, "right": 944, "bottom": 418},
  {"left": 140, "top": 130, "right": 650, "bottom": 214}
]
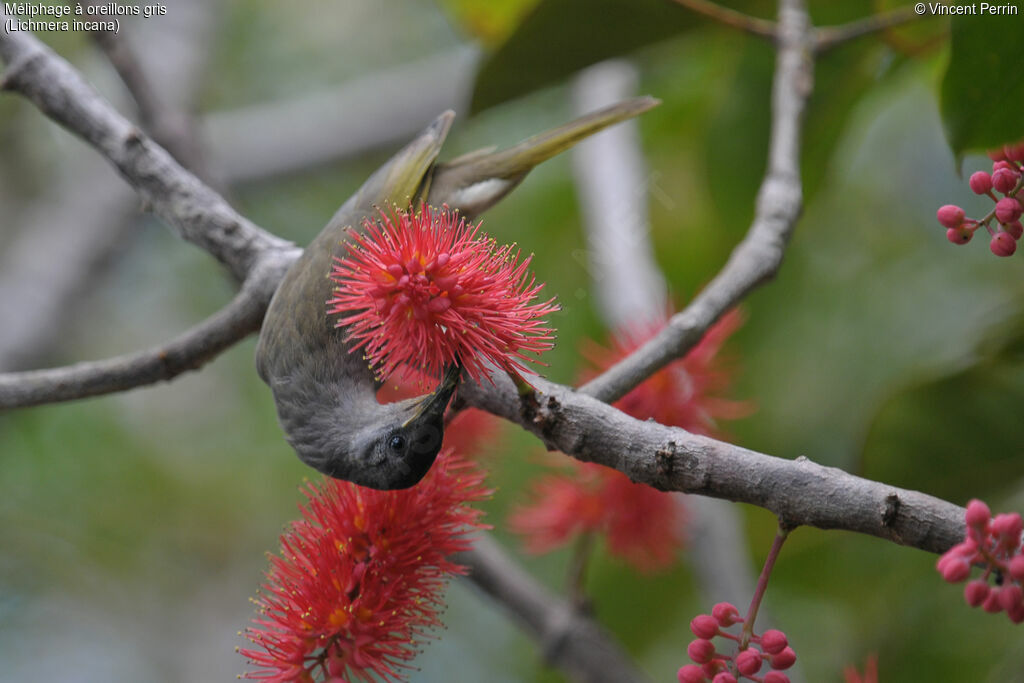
[
  {"left": 508, "top": 461, "right": 685, "bottom": 572},
  {"left": 582, "top": 309, "right": 752, "bottom": 436},
  {"left": 843, "top": 654, "right": 878, "bottom": 683},
  {"left": 328, "top": 204, "right": 558, "bottom": 385},
  {"left": 240, "top": 451, "right": 490, "bottom": 682},
  {"left": 510, "top": 310, "right": 749, "bottom": 572}
]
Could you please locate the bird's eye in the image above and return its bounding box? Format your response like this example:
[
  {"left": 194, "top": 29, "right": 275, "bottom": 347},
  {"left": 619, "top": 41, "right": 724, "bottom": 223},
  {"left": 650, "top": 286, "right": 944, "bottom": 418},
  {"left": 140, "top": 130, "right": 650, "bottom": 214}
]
[{"left": 388, "top": 434, "right": 407, "bottom": 452}]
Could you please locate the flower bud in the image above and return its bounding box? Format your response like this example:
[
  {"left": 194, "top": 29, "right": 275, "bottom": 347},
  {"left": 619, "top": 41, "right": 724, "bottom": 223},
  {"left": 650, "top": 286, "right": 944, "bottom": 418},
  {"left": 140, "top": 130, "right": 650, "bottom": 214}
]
[
  {"left": 964, "top": 579, "right": 990, "bottom": 607},
  {"left": 990, "top": 232, "right": 1017, "bottom": 257},
  {"left": 937, "top": 204, "right": 966, "bottom": 228},
  {"left": 995, "top": 198, "right": 1023, "bottom": 224},
  {"left": 969, "top": 171, "right": 993, "bottom": 194}
]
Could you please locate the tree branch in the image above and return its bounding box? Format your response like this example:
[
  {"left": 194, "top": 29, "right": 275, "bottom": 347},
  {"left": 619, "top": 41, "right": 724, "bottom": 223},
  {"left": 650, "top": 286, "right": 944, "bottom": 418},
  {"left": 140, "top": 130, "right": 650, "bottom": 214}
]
[
  {"left": 461, "top": 372, "right": 965, "bottom": 556},
  {"left": 458, "top": 535, "right": 650, "bottom": 683},
  {"left": 0, "top": 9, "right": 291, "bottom": 282},
  {"left": 0, "top": 0, "right": 220, "bottom": 372},
  {"left": 0, "top": 0, "right": 970, "bottom": 565},
  {"left": 670, "top": 0, "right": 777, "bottom": 40},
  {"left": 813, "top": 5, "right": 922, "bottom": 54},
  {"left": 579, "top": 0, "right": 812, "bottom": 404},
  {"left": 570, "top": 59, "right": 761, "bottom": 613},
  {"left": 0, "top": 255, "right": 290, "bottom": 409}
]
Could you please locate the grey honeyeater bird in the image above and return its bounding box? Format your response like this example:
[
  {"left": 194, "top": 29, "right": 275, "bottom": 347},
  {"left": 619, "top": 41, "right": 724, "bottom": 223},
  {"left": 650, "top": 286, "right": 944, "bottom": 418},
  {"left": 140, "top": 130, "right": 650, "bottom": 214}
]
[{"left": 255, "top": 97, "right": 659, "bottom": 490}]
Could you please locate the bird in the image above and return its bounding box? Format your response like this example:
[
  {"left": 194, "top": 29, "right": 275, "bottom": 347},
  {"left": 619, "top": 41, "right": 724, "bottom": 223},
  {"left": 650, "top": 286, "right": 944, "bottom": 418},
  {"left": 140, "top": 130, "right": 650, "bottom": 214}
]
[{"left": 255, "top": 97, "right": 659, "bottom": 490}]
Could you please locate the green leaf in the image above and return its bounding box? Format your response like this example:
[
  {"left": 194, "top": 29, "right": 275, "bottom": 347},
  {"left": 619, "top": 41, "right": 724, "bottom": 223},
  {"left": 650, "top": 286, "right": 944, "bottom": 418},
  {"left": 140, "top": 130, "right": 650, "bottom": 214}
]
[
  {"left": 860, "top": 317, "right": 1024, "bottom": 502},
  {"left": 941, "top": 14, "right": 1024, "bottom": 156},
  {"left": 704, "top": 37, "right": 905, "bottom": 228},
  {"left": 469, "top": 0, "right": 706, "bottom": 113},
  {"left": 436, "top": 0, "right": 542, "bottom": 47}
]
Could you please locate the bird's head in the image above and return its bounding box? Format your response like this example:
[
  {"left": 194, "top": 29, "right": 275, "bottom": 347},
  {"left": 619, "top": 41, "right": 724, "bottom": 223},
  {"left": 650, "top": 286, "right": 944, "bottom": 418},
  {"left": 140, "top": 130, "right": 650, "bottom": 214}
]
[{"left": 289, "top": 364, "right": 461, "bottom": 490}]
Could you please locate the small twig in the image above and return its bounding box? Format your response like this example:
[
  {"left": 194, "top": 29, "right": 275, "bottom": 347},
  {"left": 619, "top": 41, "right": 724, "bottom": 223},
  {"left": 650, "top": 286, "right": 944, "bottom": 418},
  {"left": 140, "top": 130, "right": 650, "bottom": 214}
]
[
  {"left": 579, "top": 0, "right": 812, "bottom": 404},
  {"left": 566, "top": 531, "right": 596, "bottom": 609},
  {"left": 670, "top": 0, "right": 777, "bottom": 40},
  {"left": 738, "top": 524, "right": 790, "bottom": 649},
  {"left": 0, "top": 257, "right": 288, "bottom": 409},
  {"left": 813, "top": 5, "right": 922, "bottom": 53},
  {"left": 84, "top": 17, "right": 212, "bottom": 181},
  {"left": 0, "top": 14, "right": 290, "bottom": 282},
  {"left": 458, "top": 534, "right": 650, "bottom": 683}
]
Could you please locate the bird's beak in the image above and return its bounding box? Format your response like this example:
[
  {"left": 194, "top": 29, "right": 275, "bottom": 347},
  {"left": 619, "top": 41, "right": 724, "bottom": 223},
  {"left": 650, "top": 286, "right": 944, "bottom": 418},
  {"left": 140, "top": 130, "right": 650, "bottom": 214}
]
[{"left": 403, "top": 363, "right": 461, "bottom": 427}]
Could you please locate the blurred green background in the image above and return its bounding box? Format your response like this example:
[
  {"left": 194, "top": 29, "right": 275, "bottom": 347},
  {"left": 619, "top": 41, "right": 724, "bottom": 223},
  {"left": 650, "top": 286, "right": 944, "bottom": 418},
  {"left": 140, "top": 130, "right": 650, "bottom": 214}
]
[{"left": 2, "top": 1, "right": 1024, "bottom": 681}]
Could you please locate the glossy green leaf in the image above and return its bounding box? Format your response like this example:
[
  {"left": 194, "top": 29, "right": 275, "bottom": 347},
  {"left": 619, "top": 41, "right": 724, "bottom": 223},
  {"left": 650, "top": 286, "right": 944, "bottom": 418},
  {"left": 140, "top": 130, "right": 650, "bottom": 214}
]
[
  {"left": 860, "top": 317, "right": 1024, "bottom": 502},
  {"left": 436, "top": 0, "right": 542, "bottom": 47},
  {"left": 470, "top": 0, "right": 707, "bottom": 113},
  {"left": 941, "top": 14, "right": 1024, "bottom": 156}
]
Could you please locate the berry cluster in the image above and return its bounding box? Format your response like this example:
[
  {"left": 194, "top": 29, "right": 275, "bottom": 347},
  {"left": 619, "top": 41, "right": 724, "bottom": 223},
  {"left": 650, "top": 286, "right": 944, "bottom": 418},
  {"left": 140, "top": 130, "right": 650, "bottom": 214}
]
[
  {"left": 678, "top": 602, "right": 797, "bottom": 683},
  {"left": 937, "top": 499, "right": 1024, "bottom": 624},
  {"left": 937, "top": 142, "right": 1024, "bottom": 257}
]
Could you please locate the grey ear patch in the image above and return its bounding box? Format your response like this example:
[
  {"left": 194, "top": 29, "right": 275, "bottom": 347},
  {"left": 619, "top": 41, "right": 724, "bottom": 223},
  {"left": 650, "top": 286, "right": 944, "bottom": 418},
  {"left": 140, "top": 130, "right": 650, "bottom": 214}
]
[{"left": 447, "top": 179, "right": 513, "bottom": 214}]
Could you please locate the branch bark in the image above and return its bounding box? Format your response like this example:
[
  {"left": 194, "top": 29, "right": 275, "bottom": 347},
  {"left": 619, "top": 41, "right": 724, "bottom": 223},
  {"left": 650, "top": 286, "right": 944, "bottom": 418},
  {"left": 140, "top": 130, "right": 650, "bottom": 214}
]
[
  {"left": 461, "top": 371, "right": 965, "bottom": 555},
  {"left": 579, "top": 0, "right": 812, "bottom": 404},
  {"left": 458, "top": 535, "right": 650, "bottom": 683},
  {"left": 0, "top": 8, "right": 292, "bottom": 283},
  {"left": 0, "top": 256, "right": 289, "bottom": 409}
]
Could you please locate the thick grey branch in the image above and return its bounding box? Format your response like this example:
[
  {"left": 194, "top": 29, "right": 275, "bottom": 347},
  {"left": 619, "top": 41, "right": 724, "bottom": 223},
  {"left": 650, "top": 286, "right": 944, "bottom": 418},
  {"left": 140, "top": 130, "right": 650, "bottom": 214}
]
[
  {"left": 0, "top": 254, "right": 292, "bottom": 409},
  {"left": 0, "top": 11, "right": 291, "bottom": 282},
  {"left": 462, "top": 373, "right": 965, "bottom": 555},
  {"left": 570, "top": 60, "right": 760, "bottom": 614},
  {"left": 458, "top": 535, "right": 649, "bottom": 683},
  {"left": 579, "top": 0, "right": 811, "bottom": 404},
  {"left": 813, "top": 6, "right": 921, "bottom": 53},
  {"left": 0, "top": 0, "right": 218, "bottom": 371}
]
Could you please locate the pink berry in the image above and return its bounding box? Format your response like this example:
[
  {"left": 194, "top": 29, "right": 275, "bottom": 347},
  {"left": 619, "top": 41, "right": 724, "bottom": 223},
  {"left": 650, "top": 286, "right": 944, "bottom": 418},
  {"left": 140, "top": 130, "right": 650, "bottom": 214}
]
[
  {"left": 946, "top": 227, "right": 971, "bottom": 244},
  {"left": 770, "top": 647, "right": 797, "bottom": 670},
  {"left": 688, "top": 639, "right": 716, "bottom": 664},
  {"left": 736, "top": 648, "right": 762, "bottom": 676},
  {"left": 712, "top": 602, "right": 741, "bottom": 627},
  {"left": 992, "top": 168, "right": 1020, "bottom": 194},
  {"left": 965, "top": 499, "right": 991, "bottom": 529},
  {"left": 691, "top": 615, "right": 719, "bottom": 639},
  {"left": 991, "top": 232, "right": 1017, "bottom": 257},
  {"left": 970, "top": 171, "right": 994, "bottom": 194},
  {"left": 995, "top": 198, "right": 1023, "bottom": 223},
  {"left": 1006, "top": 143, "right": 1024, "bottom": 162},
  {"left": 1008, "top": 555, "right": 1024, "bottom": 582},
  {"left": 1005, "top": 220, "right": 1024, "bottom": 239},
  {"left": 678, "top": 664, "right": 706, "bottom": 683},
  {"left": 965, "top": 579, "right": 991, "bottom": 607},
  {"left": 982, "top": 590, "right": 1004, "bottom": 614},
  {"left": 937, "top": 204, "right": 966, "bottom": 228},
  {"left": 998, "top": 584, "right": 1023, "bottom": 611},
  {"left": 991, "top": 512, "right": 1024, "bottom": 545},
  {"left": 702, "top": 660, "right": 726, "bottom": 678},
  {"left": 764, "top": 674, "right": 791, "bottom": 683},
  {"left": 711, "top": 674, "right": 737, "bottom": 683},
  {"left": 940, "top": 556, "right": 971, "bottom": 583},
  {"left": 760, "top": 629, "right": 788, "bottom": 655}
]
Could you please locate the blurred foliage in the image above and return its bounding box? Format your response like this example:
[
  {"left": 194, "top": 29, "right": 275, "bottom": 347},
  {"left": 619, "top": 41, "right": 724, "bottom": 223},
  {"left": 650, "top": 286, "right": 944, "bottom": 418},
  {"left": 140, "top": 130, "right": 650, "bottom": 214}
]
[
  {"left": 2, "top": 0, "right": 1024, "bottom": 682},
  {"left": 941, "top": 13, "right": 1024, "bottom": 157},
  {"left": 437, "top": 0, "right": 542, "bottom": 46}
]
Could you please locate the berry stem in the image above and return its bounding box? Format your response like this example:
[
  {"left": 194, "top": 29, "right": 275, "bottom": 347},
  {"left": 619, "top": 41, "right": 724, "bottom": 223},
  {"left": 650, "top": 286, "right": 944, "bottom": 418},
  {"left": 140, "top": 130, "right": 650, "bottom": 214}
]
[
  {"left": 566, "top": 530, "right": 596, "bottom": 609},
  {"left": 978, "top": 175, "right": 1024, "bottom": 232},
  {"left": 739, "top": 524, "right": 790, "bottom": 650}
]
